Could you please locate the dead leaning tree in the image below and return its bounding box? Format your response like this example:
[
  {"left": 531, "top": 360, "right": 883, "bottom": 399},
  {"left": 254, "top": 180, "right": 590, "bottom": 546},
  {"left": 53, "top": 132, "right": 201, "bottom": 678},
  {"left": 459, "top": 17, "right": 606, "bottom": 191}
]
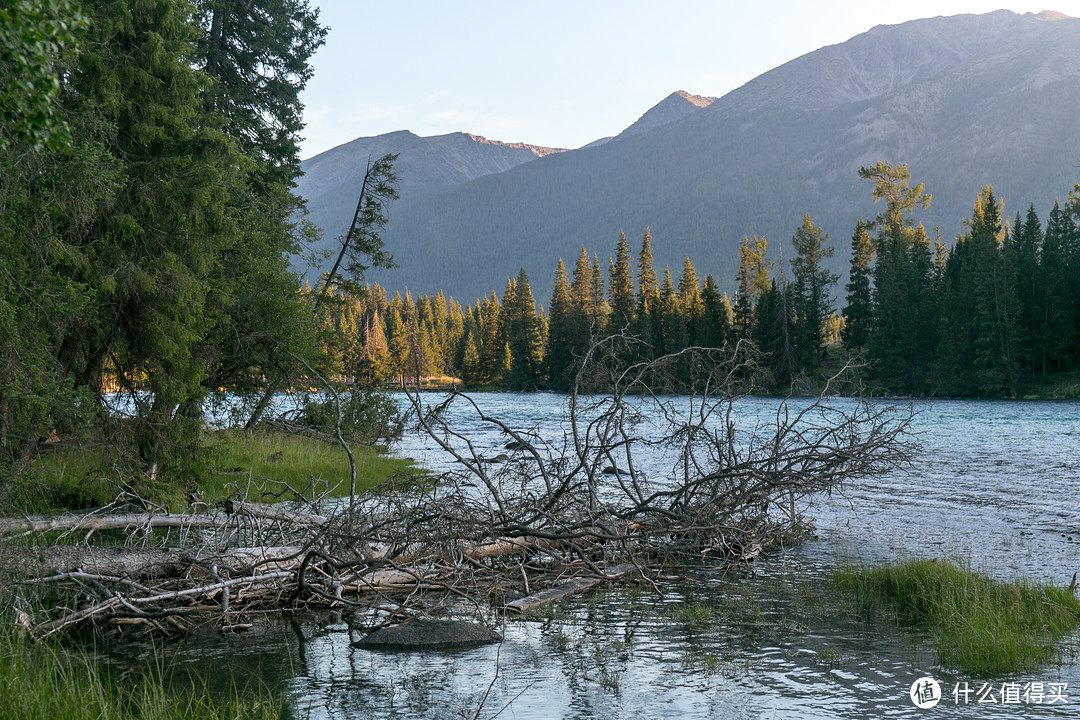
[{"left": 1, "top": 337, "right": 918, "bottom": 636}]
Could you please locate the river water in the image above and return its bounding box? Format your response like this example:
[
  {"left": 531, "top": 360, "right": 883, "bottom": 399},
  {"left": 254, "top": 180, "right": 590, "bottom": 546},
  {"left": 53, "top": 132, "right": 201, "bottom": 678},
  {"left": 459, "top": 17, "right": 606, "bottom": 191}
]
[{"left": 108, "top": 393, "right": 1080, "bottom": 719}]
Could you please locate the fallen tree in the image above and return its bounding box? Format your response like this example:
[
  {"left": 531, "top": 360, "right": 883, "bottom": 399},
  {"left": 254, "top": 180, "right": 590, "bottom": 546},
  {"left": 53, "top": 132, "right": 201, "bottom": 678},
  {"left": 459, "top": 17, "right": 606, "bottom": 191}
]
[{"left": 2, "top": 338, "right": 917, "bottom": 637}]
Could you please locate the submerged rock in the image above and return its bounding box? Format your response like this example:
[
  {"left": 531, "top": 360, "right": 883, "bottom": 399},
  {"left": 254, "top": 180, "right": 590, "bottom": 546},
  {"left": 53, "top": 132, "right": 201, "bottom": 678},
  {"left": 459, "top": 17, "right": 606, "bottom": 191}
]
[{"left": 352, "top": 620, "right": 502, "bottom": 651}]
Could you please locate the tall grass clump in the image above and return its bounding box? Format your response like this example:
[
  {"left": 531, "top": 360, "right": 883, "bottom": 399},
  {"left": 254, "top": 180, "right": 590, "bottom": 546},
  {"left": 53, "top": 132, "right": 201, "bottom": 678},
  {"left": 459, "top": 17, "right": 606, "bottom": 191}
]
[
  {"left": 837, "top": 558, "right": 1080, "bottom": 674},
  {"left": 0, "top": 628, "right": 286, "bottom": 720}
]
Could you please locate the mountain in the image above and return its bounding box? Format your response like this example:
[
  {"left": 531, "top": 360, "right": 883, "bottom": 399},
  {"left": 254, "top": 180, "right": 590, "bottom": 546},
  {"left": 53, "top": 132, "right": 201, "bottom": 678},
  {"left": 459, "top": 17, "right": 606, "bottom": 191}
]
[
  {"left": 297, "top": 131, "right": 565, "bottom": 242},
  {"left": 300, "top": 10, "right": 1080, "bottom": 303},
  {"left": 617, "top": 90, "right": 716, "bottom": 139}
]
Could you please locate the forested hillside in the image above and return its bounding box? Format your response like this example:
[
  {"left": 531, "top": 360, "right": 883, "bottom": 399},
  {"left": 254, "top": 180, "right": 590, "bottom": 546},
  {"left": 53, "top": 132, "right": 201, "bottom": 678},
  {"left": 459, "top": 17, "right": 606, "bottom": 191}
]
[{"left": 321, "top": 163, "right": 1080, "bottom": 398}]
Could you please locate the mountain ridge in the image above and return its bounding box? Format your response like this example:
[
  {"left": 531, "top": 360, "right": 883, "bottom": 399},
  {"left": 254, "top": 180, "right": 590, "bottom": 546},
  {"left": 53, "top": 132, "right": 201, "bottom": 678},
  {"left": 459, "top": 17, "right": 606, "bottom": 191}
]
[{"left": 297, "top": 10, "right": 1080, "bottom": 303}]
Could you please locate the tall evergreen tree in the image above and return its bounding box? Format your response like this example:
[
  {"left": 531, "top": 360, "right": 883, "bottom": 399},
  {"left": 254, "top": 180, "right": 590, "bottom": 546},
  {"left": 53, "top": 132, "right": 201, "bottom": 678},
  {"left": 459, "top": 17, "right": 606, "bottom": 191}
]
[
  {"left": 937, "top": 187, "right": 1016, "bottom": 395},
  {"left": 1003, "top": 206, "right": 1042, "bottom": 382},
  {"left": 1063, "top": 187, "right": 1080, "bottom": 363},
  {"left": 789, "top": 215, "right": 838, "bottom": 367},
  {"left": 590, "top": 254, "right": 609, "bottom": 328},
  {"left": 859, "top": 162, "right": 935, "bottom": 393},
  {"left": 698, "top": 275, "right": 730, "bottom": 348},
  {"left": 753, "top": 278, "right": 795, "bottom": 386},
  {"left": 503, "top": 268, "right": 544, "bottom": 389},
  {"left": 635, "top": 228, "right": 661, "bottom": 355},
  {"left": 1037, "top": 201, "right": 1073, "bottom": 373},
  {"left": 546, "top": 258, "right": 575, "bottom": 386},
  {"left": 842, "top": 220, "right": 873, "bottom": 350},
  {"left": 607, "top": 231, "right": 635, "bottom": 333},
  {"left": 677, "top": 256, "right": 703, "bottom": 345},
  {"left": 733, "top": 235, "right": 771, "bottom": 340},
  {"left": 659, "top": 267, "right": 688, "bottom": 356}
]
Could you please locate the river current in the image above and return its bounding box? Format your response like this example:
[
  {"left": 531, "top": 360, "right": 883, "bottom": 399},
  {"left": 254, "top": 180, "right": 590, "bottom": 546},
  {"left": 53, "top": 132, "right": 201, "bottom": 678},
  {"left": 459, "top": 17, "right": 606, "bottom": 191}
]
[{"left": 113, "top": 393, "right": 1080, "bottom": 719}]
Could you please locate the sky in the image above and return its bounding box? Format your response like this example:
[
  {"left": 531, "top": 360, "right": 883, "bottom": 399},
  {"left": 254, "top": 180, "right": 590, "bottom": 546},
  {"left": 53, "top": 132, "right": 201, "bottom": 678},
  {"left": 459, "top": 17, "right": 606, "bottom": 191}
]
[{"left": 298, "top": 1, "right": 1075, "bottom": 160}]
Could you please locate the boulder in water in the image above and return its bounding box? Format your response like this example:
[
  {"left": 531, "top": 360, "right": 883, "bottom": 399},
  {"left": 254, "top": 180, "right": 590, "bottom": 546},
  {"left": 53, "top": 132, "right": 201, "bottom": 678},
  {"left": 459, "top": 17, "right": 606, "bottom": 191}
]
[{"left": 352, "top": 619, "right": 502, "bottom": 651}]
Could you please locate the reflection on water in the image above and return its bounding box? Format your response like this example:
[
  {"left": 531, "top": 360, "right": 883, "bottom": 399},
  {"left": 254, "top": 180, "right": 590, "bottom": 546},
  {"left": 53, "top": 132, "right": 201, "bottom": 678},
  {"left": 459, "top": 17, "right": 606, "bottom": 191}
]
[{"left": 98, "top": 395, "right": 1080, "bottom": 718}]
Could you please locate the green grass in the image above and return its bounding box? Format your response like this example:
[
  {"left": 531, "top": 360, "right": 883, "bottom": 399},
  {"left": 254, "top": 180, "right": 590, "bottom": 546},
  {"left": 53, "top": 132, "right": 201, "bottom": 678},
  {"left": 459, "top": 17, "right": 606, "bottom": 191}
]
[
  {"left": 7, "top": 428, "right": 421, "bottom": 514},
  {"left": 836, "top": 558, "right": 1080, "bottom": 674},
  {"left": 201, "top": 428, "right": 420, "bottom": 502},
  {"left": 6, "top": 446, "right": 120, "bottom": 513},
  {"left": 673, "top": 602, "right": 715, "bottom": 627},
  {"left": 0, "top": 629, "right": 285, "bottom": 720}
]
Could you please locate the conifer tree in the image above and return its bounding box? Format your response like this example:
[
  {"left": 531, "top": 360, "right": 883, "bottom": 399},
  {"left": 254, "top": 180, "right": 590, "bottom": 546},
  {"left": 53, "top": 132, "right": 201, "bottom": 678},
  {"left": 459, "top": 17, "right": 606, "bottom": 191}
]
[
  {"left": 659, "top": 268, "right": 688, "bottom": 356},
  {"left": 698, "top": 275, "right": 730, "bottom": 348},
  {"left": 753, "top": 278, "right": 795, "bottom": 386},
  {"left": 503, "top": 268, "right": 544, "bottom": 389},
  {"left": 678, "top": 257, "right": 703, "bottom": 345},
  {"left": 859, "top": 162, "right": 935, "bottom": 393},
  {"left": 842, "top": 220, "right": 873, "bottom": 350},
  {"left": 937, "top": 187, "right": 1015, "bottom": 395},
  {"left": 607, "top": 231, "right": 635, "bottom": 333},
  {"left": 1003, "top": 206, "right": 1042, "bottom": 382},
  {"left": 546, "top": 258, "right": 575, "bottom": 386},
  {"left": 590, "top": 254, "right": 609, "bottom": 328},
  {"left": 1038, "top": 201, "right": 1073, "bottom": 373},
  {"left": 387, "top": 304, "right": 409, "bottom": 388},
  {"left": 789, "top": 215, "right": 838, "bottom": 367},
  {"left": 634, "top": 229, "right": 660, "bottom": 355},
  {"left": 733, "top": 235, "right": 771, "bottom": 340}
]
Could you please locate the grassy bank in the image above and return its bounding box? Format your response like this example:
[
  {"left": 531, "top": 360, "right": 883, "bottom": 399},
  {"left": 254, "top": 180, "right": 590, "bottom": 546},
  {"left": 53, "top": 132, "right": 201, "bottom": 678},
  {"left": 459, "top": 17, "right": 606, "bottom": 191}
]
[
  {"left": 200, "top": 428, "right": 419, "bottom": 501},
  {"left": 837, "top": 558, "right": 1080, "bottom": 674},
  {"left": 6, "top": 427, "right": 420, "bottom": 514},
  {"left": 0, "top": 629, "right": 285, "bottom": 720}
]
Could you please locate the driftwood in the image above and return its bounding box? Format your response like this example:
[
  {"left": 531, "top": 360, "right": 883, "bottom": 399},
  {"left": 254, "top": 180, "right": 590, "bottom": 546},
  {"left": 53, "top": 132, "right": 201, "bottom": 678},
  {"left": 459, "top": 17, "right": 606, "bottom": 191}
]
[
  {"left": 506, "top": 563, "right": 638, "bottom": 612},
  {"left": 0, "top": 501, "right": 328, "bottom": 537},
  {"left": 0, "top": 544, "right": 306, "bottom": 579},
  {"left": 2, "top": 340, "right": 917, "bottom": 638}
]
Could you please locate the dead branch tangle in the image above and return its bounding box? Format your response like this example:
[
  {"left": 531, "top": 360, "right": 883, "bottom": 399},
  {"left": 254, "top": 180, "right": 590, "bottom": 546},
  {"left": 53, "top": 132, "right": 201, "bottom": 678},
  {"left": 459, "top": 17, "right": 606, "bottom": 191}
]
[{"left": 2, "top": 339, "right": 916, "bottom": 637}]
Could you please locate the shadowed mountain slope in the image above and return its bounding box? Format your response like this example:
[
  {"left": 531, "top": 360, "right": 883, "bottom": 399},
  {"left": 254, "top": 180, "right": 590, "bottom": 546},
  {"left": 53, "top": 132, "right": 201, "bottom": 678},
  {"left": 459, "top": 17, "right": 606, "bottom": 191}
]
[{"left": 302, "top": 11, "right": 1080, "bottom": 303}]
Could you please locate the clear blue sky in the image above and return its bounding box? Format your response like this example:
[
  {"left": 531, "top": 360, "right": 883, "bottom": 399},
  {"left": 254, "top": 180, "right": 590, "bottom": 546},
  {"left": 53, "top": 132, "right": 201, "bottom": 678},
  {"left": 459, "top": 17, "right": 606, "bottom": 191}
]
[{"left": 299, "top": 2, "right": 1071, "bottom": 159}]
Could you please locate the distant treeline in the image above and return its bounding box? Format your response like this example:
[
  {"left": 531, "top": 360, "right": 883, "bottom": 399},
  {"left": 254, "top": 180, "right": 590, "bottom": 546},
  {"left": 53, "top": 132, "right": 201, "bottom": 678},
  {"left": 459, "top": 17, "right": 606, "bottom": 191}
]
[{"left": 321, "top": 162, "right": 1080, "bottom": 398}]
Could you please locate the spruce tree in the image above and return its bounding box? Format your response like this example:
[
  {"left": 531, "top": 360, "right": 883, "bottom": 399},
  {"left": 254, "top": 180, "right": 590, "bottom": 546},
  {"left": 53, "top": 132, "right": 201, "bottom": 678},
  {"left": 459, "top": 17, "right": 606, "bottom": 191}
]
[
  {"left": 504, "top": 268, "right": 544, "bottom": 389},
  {"left": 842, "top": 220, "right": 873, "bottom": 350},
  {"left": 659, "top": 268, "right": 688, "bottom": 356},
  {"left": 678, "top": 257, "right": 703, "bottom": 345},
  {"left": 937, "top": 187, "right": 1015, "bottom": 395},
  {"left": 733, "top": 235, "right": 770, "bottom": 340},
  {"left": 859, "top": 162, "right": 935, "bottom": 393},
  {"left": 789, "top": 215, "right": 838, "bottom": 368},
  {"left": 1003, "top": 206, "right": 1042, "bottom": 382},
  {"left": 1038, "top": 201, "right": 1075, "bottom": 373},
  {"left": 607, "top": 232, "right": 635, "bottom": 333},
  {"left": 635, "top": 228, "right": 661, "bottom": 354},
  {"left": 699, "top": 275, "right": 730, "bottom": 348},
  {"left": 546, "top": 258, "right": 575, "bottom": 387}
]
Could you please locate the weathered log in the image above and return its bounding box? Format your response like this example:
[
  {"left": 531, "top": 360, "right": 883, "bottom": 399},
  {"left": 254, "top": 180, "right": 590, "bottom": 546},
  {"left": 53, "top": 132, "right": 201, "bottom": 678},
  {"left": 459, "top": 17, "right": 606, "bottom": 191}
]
[
  {"left": 224, "top": 501, "right": 330, "bottom": 527},
  {"left": 0, "top": 503, "right": 329, "bottom": 537},
  {"left": 505, "top": 563, "right": 637, "bottom": 612},
  {"left": 0, "top": 512, "right": 233, "bottom": 535},
  {"left": 461, "top": 536, "right": 540, "bottom": 560},
  {"left": 0, "top": 544, "right": 304, "bottom": 579}
]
